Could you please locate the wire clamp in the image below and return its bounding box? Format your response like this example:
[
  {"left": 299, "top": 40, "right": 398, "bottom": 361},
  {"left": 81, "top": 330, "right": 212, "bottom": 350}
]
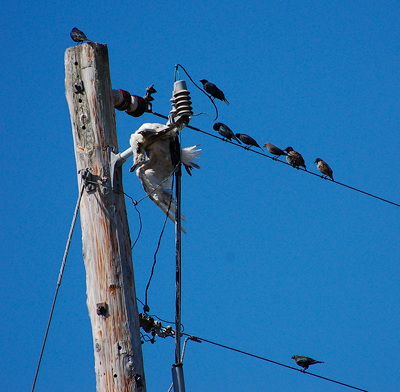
[{"left": 80, "top": 168, "right": 97, "bottom": 193}]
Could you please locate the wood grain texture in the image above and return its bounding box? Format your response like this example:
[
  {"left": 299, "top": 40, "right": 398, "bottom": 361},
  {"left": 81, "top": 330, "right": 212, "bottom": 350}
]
[{"left": 65, "top": 42, "right": 146, "bottom": 392}]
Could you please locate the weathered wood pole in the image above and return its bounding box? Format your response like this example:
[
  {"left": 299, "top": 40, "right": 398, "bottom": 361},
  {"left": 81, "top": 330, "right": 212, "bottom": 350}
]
[{"left": 65, "top": 42, "right": 146, "bottom": 392}]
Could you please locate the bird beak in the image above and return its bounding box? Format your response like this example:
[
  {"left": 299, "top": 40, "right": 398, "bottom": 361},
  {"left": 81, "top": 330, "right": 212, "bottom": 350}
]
[{"left": 130, "top": 164, "right": 137, "bottom": 172}]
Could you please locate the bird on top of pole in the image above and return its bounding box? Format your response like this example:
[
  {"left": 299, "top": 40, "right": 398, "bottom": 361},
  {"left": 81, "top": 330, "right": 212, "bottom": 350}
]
[
  {"left": 70, "top": 27, "right": 91, "bottom": 43},
  {"left": 200, "top": 79, "right": 230, "bottom": 105}
]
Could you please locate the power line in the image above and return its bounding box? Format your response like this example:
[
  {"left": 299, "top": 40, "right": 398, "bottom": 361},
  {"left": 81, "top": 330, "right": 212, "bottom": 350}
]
[
  {"left": 181, "top": 333, "right": 369, "bottom": 392},
  {"left": 31, "top": 184, "right": 85, "bottom": 392},
  {"left": 144, "top": 178, "right": 175, "bottom": 312},
  {"left": 119, "top": 190, "right": 143, "bottom": 249},
  {"left": 151, "top": 111, "right": 400, "bottom": 208},
  {"left": 175, "top": 63, "right": 219, "bottom": 121}
]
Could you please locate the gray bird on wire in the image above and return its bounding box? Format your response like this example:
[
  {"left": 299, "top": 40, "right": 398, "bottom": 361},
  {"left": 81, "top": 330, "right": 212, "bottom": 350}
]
[
  {"left": 292, "top": 355, "right": 324, "bottom": 372},
  {"left": 213, "top": 123, "right": 241, "bottom": 143},
  {"left": 200, "top": 79, "right": 230, "bottom": 105},
  {"left": 263, "top": 142, "right": 287, "bottom": 159},
  {"left": 285, "top": 146, "right": 306, "bottom": 169},
  {"left": 235, "top": 133, "right": 263, "bottom": 150},
  {"left": 70, "top": 27, "right": 91, "bottom": 43},
  {"left": 315, "top": 158, "right": 334, "bottom": 180}
]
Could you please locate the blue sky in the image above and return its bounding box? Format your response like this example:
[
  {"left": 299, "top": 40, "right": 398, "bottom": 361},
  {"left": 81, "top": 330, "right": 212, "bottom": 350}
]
[{"left": 1, "top": 1, "right": 400, "bottom": 391}]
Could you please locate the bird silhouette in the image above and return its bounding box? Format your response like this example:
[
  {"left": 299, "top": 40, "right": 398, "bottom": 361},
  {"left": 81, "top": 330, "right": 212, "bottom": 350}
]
[
  {"left": 315, "top": 158, "right": 334, "bottom": 180},
  {"left": 200, "top": 79, "right": 229, "bottom": 105},
  {"left": 292, "top": 355, "right": 324, "bottom": 371},
  {"left": 263, "top": 143, "right": 287, "bottom": 159},
  {"left": 130, "top": 123, "right": 201, "bottom": 229},
  {"left": 213, "top": 123, "right": 241, "bottom": 143},
  {"left": 70, "top": 27, "right": 91, "bottom": 43},
  {"left": 235, "top": 133, "right": 263, "bottom": 150},
  {"left": 284, "top": 146, "right": 306, "bottom": 169}
]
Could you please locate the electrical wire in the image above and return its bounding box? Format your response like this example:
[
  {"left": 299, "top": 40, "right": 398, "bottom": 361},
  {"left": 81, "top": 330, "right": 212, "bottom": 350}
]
[
  {"left": 181, "top": 333, "right": 369, "bottom": 392},
  {"left": 113, "top": 188, "right": 144, "bottom": 249},
  {"left": 31, "top": 184, "right": 85, "bottom": 392},
  {"left": 167, "top": 335, "right": 200, "bottom": 392},
  {"left": 143, "top": 176, "right": 176, "bottom": 312},
  {"left": 131, "top": 202, "right": 143, "bottom": 249},
  {"left": 175, "top": 63, "right": 219, "bottom": 121},
  {"left": 151, "top": 111, "right": 400, "bottom": 208}
]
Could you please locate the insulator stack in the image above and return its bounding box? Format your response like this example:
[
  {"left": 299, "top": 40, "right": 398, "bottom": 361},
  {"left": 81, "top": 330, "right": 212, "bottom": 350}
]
[{"left": 170, "top": 80, "right": 193, "bottom": 122}]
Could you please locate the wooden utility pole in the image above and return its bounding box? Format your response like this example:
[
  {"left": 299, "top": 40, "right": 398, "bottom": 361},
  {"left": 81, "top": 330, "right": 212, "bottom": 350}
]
[{"left": 65, "top": 43, "right": 146, "bottom": 392}]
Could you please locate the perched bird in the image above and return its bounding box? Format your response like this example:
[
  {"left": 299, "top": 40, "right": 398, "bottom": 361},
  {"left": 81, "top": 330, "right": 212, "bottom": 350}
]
[
  {"left": 129, "top": 123, "right": 201, "bottom": 229},
  {"left": 263, "top": 143, "right": 287, "bottom": 159},
  {"left": 315, "top": 158, "right": 334, "bottom": 180},
  {"left": 213, "top": 123, "right": 241, "bottom": 143},
  {"left": 235, "top": 133, "right": 263, "bottom": 150},
  {"left": 292, "top": 355, "right": 324, "bottom": 372},
  {"left": 284, "top": 146, "right": 306, "bottom": 169},
  {"left": 70, "top": 27, "right": 91, "bottom": 43},
  {"left": 199, "top": 79, "right": 230, "bottom": 105}
]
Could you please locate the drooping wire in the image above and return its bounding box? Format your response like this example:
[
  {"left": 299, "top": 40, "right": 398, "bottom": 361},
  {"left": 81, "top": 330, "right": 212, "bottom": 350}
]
[
  {"left": 31, "top": 184, "right": 85, "bottom": 392},
  {"left": 143, "top": 175, "right": 176, "bottom": 312},
  {"left": 115, "top": 189, "right": 144, "bottom": 250},
  {"left": 151, "top": 111, "right": 400, "bottom": 208},
  {"left": 131, "top": 202, "right": 143, "bottom": 249},
  {"left": 181, "top": 333, "right": 369, "bottom": 392},
  {"left": 167, "top": 335, "right": 201, "bottom": 392},
  {"left": 175, "top": 63, "right": 219, "bottom": 121},
  {"left": 85, "top": 171, "right": 179, "bottom": 251}
]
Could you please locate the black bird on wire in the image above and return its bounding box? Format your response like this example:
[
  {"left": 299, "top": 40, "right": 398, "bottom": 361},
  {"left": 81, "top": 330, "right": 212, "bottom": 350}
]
[
  {"left": 263, "top": 143, "right": 287, "bottom": 159},
  {"left": 292, "top": 355, "right": 324, "bottom": 372},
  {"left": 70, "top": 27, "right": 91, "bottom": 43},
  {"left": 235, "top": 133, "right": 263, "bottom": 150},
  {"left": 213, "top": 122, "right": 241, "bottom": 143},
  {"left": 200, "top": 79, "right": 230, "bottom": 105},
  {"left": 285, "top": 146, "right": 306, "bottom": 169}
]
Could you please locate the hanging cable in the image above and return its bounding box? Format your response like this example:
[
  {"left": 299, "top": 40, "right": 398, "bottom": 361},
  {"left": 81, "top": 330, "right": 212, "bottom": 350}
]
[
  {"left": 113, "top": 188, "right": 144, "bottom": 250},
  {"left": 181, "top": 333, "right": 368, "bottom": 392},
  {"left": 167, "top": 335, "right": 201, "bottom": 392},
  {"left": 151, "top": 111, "right": 400, "bottom": 208},
  {"left": 31, "top": 184, "right": 85, "bottom": 392},
  {"left": 131, "top": 202, "right": 143, "bottom": 250},
  {"left": 175, "top": 64, "right": 219, "bottom": 121},
  {"left": 143, "top": 175, "right": 176, "bottom": 312}
]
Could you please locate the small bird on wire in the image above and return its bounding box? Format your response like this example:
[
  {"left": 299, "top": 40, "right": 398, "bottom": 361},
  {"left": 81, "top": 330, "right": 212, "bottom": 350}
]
[
  {"left": 200, "top": 79, "right": 230, "bottom": 105},
  {"left": 315, "top": 158, "right": 334, "bottom": 180},
  {"left": 70, "top": 27, "right": 91, "bottom": 43},
  {"left": 235, "top": 133, "right": 263, "bottom": 150},
  {"left": 213, "top": 122, "right": 241, "bottom": 143},
  {"left": 263, "top": 143, "right": 287, "bottom": 159},
  {"left": 285, "top": 146, "right": 306, "bottom": 169},
  {"left": 292, "top": 355, "right": 324, "bottom": 372}
]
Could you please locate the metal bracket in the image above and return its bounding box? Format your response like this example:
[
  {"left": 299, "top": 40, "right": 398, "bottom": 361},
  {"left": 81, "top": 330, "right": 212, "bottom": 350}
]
[
  {"left": 80, "top": 168, "right": 97, "bottom": 193},
  {"left": 109, "top": 146, "right": 133, "bottom": 191}
]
